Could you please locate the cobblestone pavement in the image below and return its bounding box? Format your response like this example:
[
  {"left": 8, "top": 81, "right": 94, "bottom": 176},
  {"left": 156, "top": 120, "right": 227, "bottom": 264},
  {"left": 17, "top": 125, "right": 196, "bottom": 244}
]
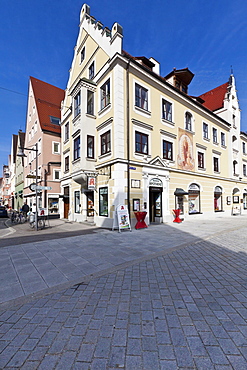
[{"left": 1, "top": 218, "right": 247, "bottom": 369}]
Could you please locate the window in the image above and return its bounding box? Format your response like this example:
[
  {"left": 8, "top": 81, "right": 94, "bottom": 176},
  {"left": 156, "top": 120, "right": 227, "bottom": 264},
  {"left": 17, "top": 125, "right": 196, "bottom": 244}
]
[
  {"left": 101, "top": 131, "right": 111, "bottom": 155},
  {"left": 99, "top": 187, "right": 108, "bottom": 216},
  {"left": 163, "top": 140, "right": 173, "bottom": 160},
  {"left": 233, "top": 160, "right": 237, "bottom": 175},
  {"left": 198, "top": 152, "right": 204, "bottom": 169},
  {"left": 221, "top": 132, "right": 225, "bottom": 146},
  {"left": 53, "top": 142, "right": 60, "bottom": 154},
  {"left": 162, "top": 99, "right": 172, "bottom": 121},
  {"left": 100, "top": 79, "right": 110, "bottom": 110},
  {"left": 135, "top": 131, "right": 148, "bottom": 154},
  {"left": 213, "top": 157, "right": 219, "bottom": 172},
  {"left": 74, "top": 191, "right": 80, "bottom": 213},
  {"left": 243, "top": 164, "right": 247, "bottom": 177},
  {"left": 74, "top": 136, "right": 80, "bottom": 160},
  {"left": 243, "top": 142, "right": 246, "bottom": 154},
  {"left": 213, "top": 128, "right": 217, "bottom": 143},
  {"left": 87, "top": 90, "right": 94, "bottom": 115},
  {"left": 65, "top": 156, "right": 69, "bottom": 172},
  {"left": 48, "top": 198, "right": 59, "bottom": 214},
  {"left": 185, "top": 112, "right": 192, "bottom": 131},
  {"left": 87, "top": 135, "right": 94, "bottom": 158},
  {"left": 65, "top": 122, "right": 69, "bottom": 141},
  {"left": 214, "top": 186, "right": 223, "bottom": 212},
  {"left": 135, "top": 84, "right": 148, "bottom": 110},
  {"left": 81, "top": 47, "right": 85, "bottom": 63},
  {"left": 50, "top": 116, "right": 60, "bottom": 125},
  {"left": 188, "top": 183, "right": 201, "bottom": 214},
  {"left": 74, "top": 92, "right": 81, "bottom": 117},
  {"left": 89, "top": 62, "right": 95, "bottom": 79},
  {"left": 54, "top": 170, "right": 60, "bottom": 180}
]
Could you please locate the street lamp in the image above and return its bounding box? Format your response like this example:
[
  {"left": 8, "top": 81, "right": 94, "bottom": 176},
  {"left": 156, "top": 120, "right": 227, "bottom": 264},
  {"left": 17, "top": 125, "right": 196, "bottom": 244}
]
[{"left": 17, "top": 143, "right": 38, "bottom": 231}]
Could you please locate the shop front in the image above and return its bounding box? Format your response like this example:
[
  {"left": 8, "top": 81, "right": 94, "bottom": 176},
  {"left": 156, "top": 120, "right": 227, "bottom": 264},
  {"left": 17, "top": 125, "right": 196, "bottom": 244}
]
[{"left": 149, "top": 178, "right": 163, "bottom": 223}]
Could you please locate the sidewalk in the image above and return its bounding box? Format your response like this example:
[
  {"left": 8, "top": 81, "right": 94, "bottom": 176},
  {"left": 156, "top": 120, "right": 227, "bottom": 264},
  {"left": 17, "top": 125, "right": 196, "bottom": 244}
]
[{"left": 1, "top": 216, "right": 247, "bottom": 369}]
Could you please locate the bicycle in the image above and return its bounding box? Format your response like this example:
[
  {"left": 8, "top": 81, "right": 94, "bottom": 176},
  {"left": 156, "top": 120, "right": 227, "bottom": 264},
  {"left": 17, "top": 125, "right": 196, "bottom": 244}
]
[{"left": 29, "top": 213, "right": 46, "bottom": 229}]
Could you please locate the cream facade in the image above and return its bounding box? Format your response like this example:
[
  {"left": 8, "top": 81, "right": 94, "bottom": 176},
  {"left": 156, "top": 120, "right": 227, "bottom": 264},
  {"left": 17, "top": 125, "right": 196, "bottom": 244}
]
[{"left": 60, "top": 4, "right": 247, "bottom": 228}]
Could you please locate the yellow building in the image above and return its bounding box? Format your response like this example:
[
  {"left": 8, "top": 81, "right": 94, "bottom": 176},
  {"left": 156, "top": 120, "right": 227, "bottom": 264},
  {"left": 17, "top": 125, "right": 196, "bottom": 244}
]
[{"left": 60, "top": 4, "right": 247, "bottom": 227}]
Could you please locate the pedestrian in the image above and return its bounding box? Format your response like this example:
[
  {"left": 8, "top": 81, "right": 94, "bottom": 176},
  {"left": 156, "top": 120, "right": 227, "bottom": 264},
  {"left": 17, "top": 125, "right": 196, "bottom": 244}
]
[{"left": 22, "top": 202, "right": 30, "bottom": 217}]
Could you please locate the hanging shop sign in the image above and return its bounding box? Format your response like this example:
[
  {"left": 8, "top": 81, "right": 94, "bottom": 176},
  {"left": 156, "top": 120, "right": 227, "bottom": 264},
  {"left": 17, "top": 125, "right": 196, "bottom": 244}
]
[{"left": 88, "top": 176, "right": 96, "bottom": 190}]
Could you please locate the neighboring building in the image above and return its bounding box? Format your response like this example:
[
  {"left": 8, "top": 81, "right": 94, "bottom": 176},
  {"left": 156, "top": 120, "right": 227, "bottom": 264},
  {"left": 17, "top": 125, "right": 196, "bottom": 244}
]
[
  {"left": 60, "top": 4, "right": 247, "bottom": 227},
  {"left": 0, "top": 177, "right": 3, "bottom": 205},
  {"left": 9, "top": 134, "right": 18, "bottom": 209},
  {"left": 23, "top": 77, "right": 65, "bottom": 215},
  {"left": 15, "top": 130, "right": 26, "bottom": 210},
  {"left": 2, "top": 164, "right": 11, "bottom": 207}
]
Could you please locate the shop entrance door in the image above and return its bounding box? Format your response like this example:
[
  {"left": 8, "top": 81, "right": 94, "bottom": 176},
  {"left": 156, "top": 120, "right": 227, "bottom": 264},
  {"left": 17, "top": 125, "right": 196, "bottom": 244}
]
[
  {"left": 63, "top": 186, "right": 70, "bottom": 219},
  {"left": 149, "top": 187, "right": 162, "bottom": 223},
  {"left": 87, "top": 191, "right": 94, "bottom": 218}
]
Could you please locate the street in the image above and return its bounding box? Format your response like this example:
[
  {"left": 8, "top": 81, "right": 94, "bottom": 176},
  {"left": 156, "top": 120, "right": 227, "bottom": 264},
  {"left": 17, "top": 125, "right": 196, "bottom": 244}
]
[{"left": 1, "top": 217, "right": 247, "bottom": 369}]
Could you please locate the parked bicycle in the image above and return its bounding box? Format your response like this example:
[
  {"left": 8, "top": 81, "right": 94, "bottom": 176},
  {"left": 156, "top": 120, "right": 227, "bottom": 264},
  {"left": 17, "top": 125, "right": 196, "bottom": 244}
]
[
  {"left": 29, "top": 212, "right": 46, "bottom": 230},
  {"left": 11, "top": 211, "right": 26, "bottom": 224}
]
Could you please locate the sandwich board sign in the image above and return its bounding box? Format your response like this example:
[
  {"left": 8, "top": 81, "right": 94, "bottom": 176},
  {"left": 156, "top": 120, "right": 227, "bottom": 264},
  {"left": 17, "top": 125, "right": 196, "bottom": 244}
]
[{"left": 112, "top": 204, "right": 131, "bottom": 232}]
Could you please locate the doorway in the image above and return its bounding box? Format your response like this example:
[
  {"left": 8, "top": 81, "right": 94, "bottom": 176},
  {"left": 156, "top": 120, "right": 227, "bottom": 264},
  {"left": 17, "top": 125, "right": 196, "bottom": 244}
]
[
  {"left": 63, "top": 186, "right": 70, "bottom": 219},
  {"left": 149, "top": 187, "right": 162, "bottom": 223},
  {"left": 87, "top": 191, "right": 94, "bottom": 217}
]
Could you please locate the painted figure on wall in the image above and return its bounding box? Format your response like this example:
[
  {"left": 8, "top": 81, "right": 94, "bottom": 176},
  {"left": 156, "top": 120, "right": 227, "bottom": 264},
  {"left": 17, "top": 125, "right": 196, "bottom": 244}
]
[{"left": 177, "top": 129, "right": 195, "bottom": 171}]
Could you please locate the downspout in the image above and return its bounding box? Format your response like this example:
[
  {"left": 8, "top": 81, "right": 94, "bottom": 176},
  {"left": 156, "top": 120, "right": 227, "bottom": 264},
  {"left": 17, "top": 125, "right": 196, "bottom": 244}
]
[{"left": 126, "top": 59, "right": 131, "bottom": 215}]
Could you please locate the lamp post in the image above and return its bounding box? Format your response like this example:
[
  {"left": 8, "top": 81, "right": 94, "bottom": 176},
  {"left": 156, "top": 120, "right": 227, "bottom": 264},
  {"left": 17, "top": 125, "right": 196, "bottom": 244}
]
[{"left": 17, "top": 143, "right": 38, "bottom": 231}]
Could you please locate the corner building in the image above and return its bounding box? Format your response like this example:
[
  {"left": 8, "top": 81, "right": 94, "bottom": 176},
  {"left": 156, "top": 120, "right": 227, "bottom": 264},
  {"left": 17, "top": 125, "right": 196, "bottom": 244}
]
[{"left": 60, "top": 4, "right": 247, "bottom": 227}]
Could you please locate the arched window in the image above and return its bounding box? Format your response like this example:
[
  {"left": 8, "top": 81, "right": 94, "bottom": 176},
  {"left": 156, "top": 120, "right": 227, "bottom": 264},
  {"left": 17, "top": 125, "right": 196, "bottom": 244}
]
[
  {"left": 185, "top": 112, "right": 192, "bottom": 131},
  {"left": 188, "top": 183, "right": 201, "bottom": 214},
  {"left": 214, "top": 186, "right": 223, "bottom": 212}
]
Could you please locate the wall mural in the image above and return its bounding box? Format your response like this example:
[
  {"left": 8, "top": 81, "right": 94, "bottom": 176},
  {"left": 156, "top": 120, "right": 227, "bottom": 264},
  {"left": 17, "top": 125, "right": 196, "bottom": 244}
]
[{"left": 177, "top": 128, "right": 195, "bottom": 171}]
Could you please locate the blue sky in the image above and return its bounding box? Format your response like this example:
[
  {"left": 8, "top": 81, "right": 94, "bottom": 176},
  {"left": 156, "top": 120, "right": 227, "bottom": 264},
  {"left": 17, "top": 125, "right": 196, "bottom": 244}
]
[{"left": 1, "top": 0, "right": 247, "bottom": 176}]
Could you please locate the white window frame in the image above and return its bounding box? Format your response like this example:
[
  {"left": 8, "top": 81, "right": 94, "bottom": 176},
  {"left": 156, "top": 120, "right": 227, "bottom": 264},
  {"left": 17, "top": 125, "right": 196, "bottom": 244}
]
[{"left": 52, "top": 141, "right": 60, "bottom": 155}]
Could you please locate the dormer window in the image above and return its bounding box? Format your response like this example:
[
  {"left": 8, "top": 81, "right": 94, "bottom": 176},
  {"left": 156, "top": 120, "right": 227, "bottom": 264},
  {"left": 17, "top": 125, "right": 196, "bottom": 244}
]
[{"left": 50, "top": 116, "right": 60, "bottom": 125}]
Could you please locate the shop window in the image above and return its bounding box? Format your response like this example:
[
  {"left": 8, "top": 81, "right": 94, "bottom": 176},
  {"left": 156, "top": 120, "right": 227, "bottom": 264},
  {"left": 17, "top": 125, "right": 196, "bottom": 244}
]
[
  {"left": 99, "top": 187, "right": 108, "bottom": 216},
  {"left": 135, "top": 83, "right": 148, "bottom": 111},
  {"left": 74, "top": 191, "right": 80, "bottom": 213},
  {"left": 48, "top": 198, "right": 59, "bottom": 214},
  {"left": 214, "top": 186, "right": 223, "bottom": 212},
  {"left": 243, "top": 193, "right": 247, "bottom": 210},
  {"left": 135, "top": 131, "right": 148, "bottom": 154},
  {"left": 188, "top": 183, "right": 201, "bottom": 214},
  {"left": 163, "top": 140, "right": 173, "bottom": 160}
]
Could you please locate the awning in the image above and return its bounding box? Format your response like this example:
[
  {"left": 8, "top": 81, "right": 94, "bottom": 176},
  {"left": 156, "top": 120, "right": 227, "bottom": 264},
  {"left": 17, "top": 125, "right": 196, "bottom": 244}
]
[{"left": 174, "top": 188, "right": 189, "bottom": 196}]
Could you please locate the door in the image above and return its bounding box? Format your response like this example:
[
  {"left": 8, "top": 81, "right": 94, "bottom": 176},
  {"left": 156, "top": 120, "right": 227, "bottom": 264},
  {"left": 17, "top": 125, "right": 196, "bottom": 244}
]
[
  {"left": 64, "top": 186, "right": 70, "bottom": 219},
  {"left": 149, "top": 187, "right": 162, "bottom": 223},
  {"left": 87, "top": 191, "right": 94, "bottom": 217}
]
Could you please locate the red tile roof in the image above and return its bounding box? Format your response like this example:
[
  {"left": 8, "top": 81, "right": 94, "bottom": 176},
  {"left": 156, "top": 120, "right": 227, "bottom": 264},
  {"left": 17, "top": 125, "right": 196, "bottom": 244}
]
[
  {"left": 199, "top": 82, "right": 228, "bottom": 112},
  {"left": 30, "top": 77, "right": 65, "bottom": 134}
]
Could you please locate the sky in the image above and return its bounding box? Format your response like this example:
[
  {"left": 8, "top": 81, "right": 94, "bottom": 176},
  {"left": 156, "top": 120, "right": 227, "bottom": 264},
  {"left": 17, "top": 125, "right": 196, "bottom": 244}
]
[{"left": 1, "top": 0, "right": 247, "bottom": 176}]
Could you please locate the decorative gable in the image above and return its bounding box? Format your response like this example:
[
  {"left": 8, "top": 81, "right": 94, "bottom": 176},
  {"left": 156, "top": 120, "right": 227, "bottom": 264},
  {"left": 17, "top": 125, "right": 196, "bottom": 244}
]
[{"left": 148, "top": 156, "right": 169, "bottom": 168}]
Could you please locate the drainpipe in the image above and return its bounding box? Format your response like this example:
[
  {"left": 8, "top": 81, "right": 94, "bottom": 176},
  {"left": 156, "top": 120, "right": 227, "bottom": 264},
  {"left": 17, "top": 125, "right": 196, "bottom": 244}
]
[
  {"left": 44, "top": 162, "right": 61, "bottom": 208},
  {"left": 126, "top": 59, "right": 131, "bottom": 215}
]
